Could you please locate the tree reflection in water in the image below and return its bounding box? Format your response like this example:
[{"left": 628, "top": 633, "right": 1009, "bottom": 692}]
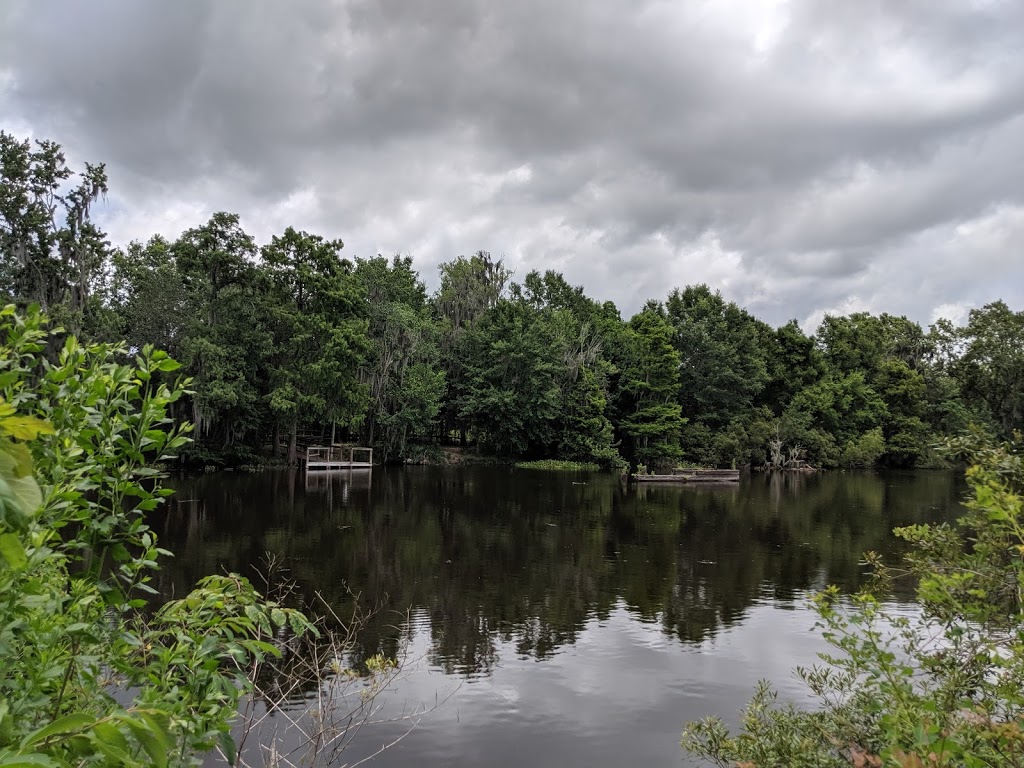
[{"left": 157, "top": 467, "right": 961, "bottom": 675}]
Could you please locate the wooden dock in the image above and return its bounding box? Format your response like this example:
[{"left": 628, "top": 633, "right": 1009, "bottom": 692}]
[
  {"left": 304, "top": 445, "right": 373, "bottom": 471},
  {"left": 633, "top": 468, "right": 739, "bottom": 484}
]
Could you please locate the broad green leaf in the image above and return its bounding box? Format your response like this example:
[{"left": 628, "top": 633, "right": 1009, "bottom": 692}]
[
  {"left": 89, "top": 722, "right": 133, "bottom": 760},
  {"left": 0, "top": 754, "right": 62, "bottom": 768},
  {"left": 0, "top": 442, "right": 35, "bottom": 478},
  {"left": 0, "top": 534, "right": 27, "bottom": 570},
  {"left": 113, "top": 714, "right": 169, "bottom": 768},
  {"left": 0, "top": 416, "right": 54, "bottom": 441},
  {"left": 217, "top": 731, "right": 237, "bottom": 765},
  {"left": 3, "top": 474, "right": 42, "bottom": 518},
  {"left": 20, "top": 713, "right": 95, "bottom": 748}
]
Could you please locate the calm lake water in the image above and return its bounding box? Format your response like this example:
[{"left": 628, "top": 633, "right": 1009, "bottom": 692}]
[{"left": 160, "top": 467, "right": 964, "bottom": 767}]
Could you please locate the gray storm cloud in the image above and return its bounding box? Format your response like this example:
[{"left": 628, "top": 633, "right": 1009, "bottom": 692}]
[{"left": 1, "top": 0, "right": 1021, "bottom": 328}]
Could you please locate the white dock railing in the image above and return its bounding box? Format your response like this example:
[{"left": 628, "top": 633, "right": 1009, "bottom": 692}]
[{"left": 304, "top": 445, "right": 373, "bottom": 470}]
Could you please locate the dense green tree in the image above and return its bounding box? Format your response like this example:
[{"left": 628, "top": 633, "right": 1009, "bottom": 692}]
[
  {"left": 262, "top": 227, "right": 369, "bottom": 462},
  {"left": 911, "top": 318, "right": 975, "bottom": 447},
  {"left": 172, "top": 213, "right": 272, "bottom": 457},
  {"left": 761, "top": 320, "right": 826, "bottom": 413},
  {"left": 611, "top": 308, "right": 685, "bottom": 470},
  {"left": 455, "top": 299, "right": 561, "bottom": 456},
  {"left": 0, "top": 132, "right": 110, "bottom": 334},
  {"left": 435, "top": 250, "right": 512, "bottom": 331},
  {"left": 954, "top": 301, "right": 1024, "bottom": 436},
  {"left": 435, "top": 251, "right": 513, "bottom": 444},
  {"left": 810, "top": 312, "right": 962, "bottom": 467},
  {"left": 783, "top": 372, "right": 888, "bottom": 468},
  {"left": 354, "top": 255, "right": 445, "bottom": 462},
  {"left": 666, "top": 285, "right": 770, "bottom": 430},
  {"left": 107, "top": 236, "right": 187, "bottom": 353},
  {"left": 519, "top": 268, "right": 598, "bottom": 319},
  {"left": 514, "top": 271, "right": 619, "bottom": 465},
  {"left": 816, "top": 312, "right": 888, "bottom": 377},
  {"left": 873, "top": 357, "right": 929, "bottom": 466},
  {"left": 551, "top": 318, "right": 618, "bottom": 466},
  {"left": 555, "top": 360, "right": 617, "bottom": 465},
  {"left": 663, "top": 285, "right": 772, "bottom": 466}
]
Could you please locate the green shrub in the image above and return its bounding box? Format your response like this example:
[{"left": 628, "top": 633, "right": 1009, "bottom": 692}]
[
  {"left": 839, "top": 427, "right": 887, "bottom": 468},
  {"left": 0, "top": 305, "right": 315, "bottom": 767}
]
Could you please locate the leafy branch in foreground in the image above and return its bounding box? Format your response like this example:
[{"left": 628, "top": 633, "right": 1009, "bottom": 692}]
[
  {"left": 683, "top": 428, "right": 1024, "bottom": 767},
  {"left": 0, "top": 306, "right": 413, "bottom": 767}
]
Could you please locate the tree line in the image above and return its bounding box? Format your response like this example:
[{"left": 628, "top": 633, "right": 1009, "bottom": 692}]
[{"left": 3, "top": 130, "right": 1022, "bottom": 470}]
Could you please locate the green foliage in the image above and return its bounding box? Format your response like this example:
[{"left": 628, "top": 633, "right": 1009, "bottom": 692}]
[
  {"left": 0, "top": 306, "right": 316, "bottom": 767},
  {"left": 173, "top": 213, "right": 272, "bottom": 455},
  {"left": 840, "top": 426, "right": 887, "bottom": 468},
  {"left": 354, "top": 255, "right": 445, "bottom": 462},
  {"left": 456, "top": 299, "right": 562, "bottom": 456},
  {"left": 107, "top": 236, "right": 187, "bottom": 352},
  {"left": 435, "top": 250, "right": 512, "bottom": 332},
  {"left": 513, "top": 459, "right": 600, "bottom": 471},
  {"left": 0, "top": 133, "right": 110, "bottom": 335},
  {"left": 263, "top": 227, "right": 369, "bottom": 461},
  {"left": 435, "top": 251, "right": 513, "bottom": 446},
  {"left": 955, "top": 301, "right": 1024, "bottom": 437},
  {"left": 874, "top": 358, "right": 929, "bottom": 467},
  {"left": 611, "top": 308, "right": 686, "bottom": 470},
  {"left": 556, "top": 361, "right": 620, "bottom": 467},
  {"left": 762, "top": 319, "right": 826, "bottom": 413},
  {"left": 666, "top": 285, "right": 771, "bottom": 431},
  {"left": 683, "top": 431, "right": 1024, "bottom": 767}
]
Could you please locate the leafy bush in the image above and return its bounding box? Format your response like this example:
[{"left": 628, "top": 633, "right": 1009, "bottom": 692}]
[
  {"left": 0, "top": 305, "right": 315, "bottom": 767},
  {"left": 840, "top": 427, "right": 887, "bottom": 468}
]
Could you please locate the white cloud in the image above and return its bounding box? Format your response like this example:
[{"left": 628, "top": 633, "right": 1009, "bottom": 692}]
[{"left": 2, "top": 0, "right": 1022, "bottom": 325}]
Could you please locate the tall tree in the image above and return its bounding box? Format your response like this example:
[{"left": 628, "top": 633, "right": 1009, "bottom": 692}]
[
  {"left": 172, "top": 213, "right": 271, "bottom": 454},
  {"left": 873, "top": 358, "right": 928, "bottom": 467},
  {"left": 761, "top": 320, "right": 826, "bottom": 413},
  {"left": 355, "top": 255, "right": 445, "bottom": 462},
  {"left": 435, "top": 251, "right": 513, "bottom": 444},
  {"left": 782, "top": 372, "right": 888, "bottom": 467},
  {"left": 456, "top": 299, "right": 561, "bottom": 457},
  {"left": 514, "top": 270, "right": 619, "bottom": 465},
  {"left": 665, "top": 285, "right": 770, "bottom": 465},
  {"left": 0, "top": 132, "right": 109, "bottom": 333},
  {"left": 262, "top": 227, "right": 369, "bottom": 462},
  {"left": 954, "top": 301, "right": 1024, "bottom": 436},
  {"left": 107, "top": 236, "right": 187, "bottom": 353},
  {"left": 816, "top": 312, "right": 888, "bottom": 377},
  {"left": 435, "top": 251, "right": 512, "bottom": 331},
  {"left": 610, "top": 308, "right": 686, "bottom": 470}
]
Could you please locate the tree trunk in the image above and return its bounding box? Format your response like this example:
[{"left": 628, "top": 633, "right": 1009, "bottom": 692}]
[
  {"left": 273, "top": 422, "right": 281, "bottom": 457},
  {"left": 288, "top": 419, "right": 298, "bottom": 465}
]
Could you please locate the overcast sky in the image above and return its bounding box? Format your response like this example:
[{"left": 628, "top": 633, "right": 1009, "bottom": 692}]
[{"left": 2, "top": 1, "right": 1022, "bottom": 329}]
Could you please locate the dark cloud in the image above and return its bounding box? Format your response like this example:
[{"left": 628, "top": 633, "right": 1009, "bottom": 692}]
[{"left": 2, "top": 0, "right": 1022, "bottom": 328}]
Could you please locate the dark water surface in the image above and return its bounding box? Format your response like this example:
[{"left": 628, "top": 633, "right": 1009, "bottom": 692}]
[{"left": 160, "top": 467, "right": 963, "bottom": 767}]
